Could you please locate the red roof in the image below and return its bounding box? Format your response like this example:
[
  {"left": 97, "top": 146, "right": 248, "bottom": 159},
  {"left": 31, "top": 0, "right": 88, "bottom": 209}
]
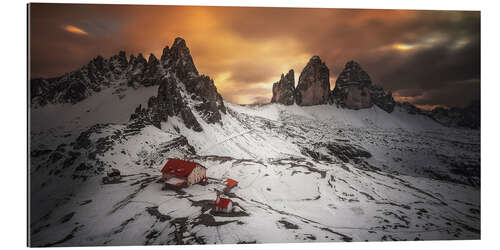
[
  {"left": 225, "top": 179, "right": 238, "bottom": 188},
  {"left": 161, "top": 159, "right": 198, "bottom": 178},
  {"left": 214, "top": 197, "right": 232, "bottom": 208}
]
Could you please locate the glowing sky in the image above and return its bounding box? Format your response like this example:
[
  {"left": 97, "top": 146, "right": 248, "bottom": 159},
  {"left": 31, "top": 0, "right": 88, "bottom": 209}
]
[{"left": 29, "top": 4, "right": 480, "bottom": 108}]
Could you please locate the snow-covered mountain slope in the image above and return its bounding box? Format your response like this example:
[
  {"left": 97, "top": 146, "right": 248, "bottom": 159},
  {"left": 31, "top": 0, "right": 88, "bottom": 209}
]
[{"left": 29, "top": 98, "right": 480, "bottom": 246}]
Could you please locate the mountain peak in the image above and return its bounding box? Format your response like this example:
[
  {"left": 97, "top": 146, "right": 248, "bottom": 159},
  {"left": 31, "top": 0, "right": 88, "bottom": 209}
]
[
  {"left": 173, "top": 37, "right": 187, "bottom": 46},
  {"left": 295, "top": 56, "right": 330, "bottom": 106},
  {"left": 271, "top": 69, "right": 295, "bottom": 105},
  {"left": 345, "top": 60, "right": 361, "bottom": 68},
  {"left": 336, "top": 60, "right": 371, "bottom": 86},
  {"left": 129, "top": 37, "right": 226, "bottom": 132},
  {"left": 310, "top": 55, "right": 322, "bottom": 62},
  {"left": 170, "top": 37, "right": 190, "bottom": 58},
  {"left": 166, "top": 37, "right": 198, "bottom": 80},
  {"left": 148, "top": 53, "right": 158, "bottom": 65},
  {"left": 118, "top": 51, "right": 127, "bottom": 61},
  {"left": 331, "top": 60, "right": 396, "bottom": 112},
  {"left": 161, "top": 45, "right": 170, "bottom": 63}
]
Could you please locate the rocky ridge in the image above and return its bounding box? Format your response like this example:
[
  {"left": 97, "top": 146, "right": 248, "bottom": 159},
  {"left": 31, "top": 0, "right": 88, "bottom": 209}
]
[
  {"left": 32, "top": 37, "right": 226, "bottom": 132},
  {"left": 268, "top": 56, "right": 479, "bottom": 129},
  {"left": 425, "top": 100, "right": 480, "bottom": 129},
  {"left": 270, "top": 69, "right": 295, "bottom": 105},
  {"left": 131, "top": 38, "right": 226, "bottom": 131},
  {"left": 295, "top": 56, "right": 331, "bottom": 106},
  {"left": 269, "top": 57, "right": 397, "bottom": 112}
]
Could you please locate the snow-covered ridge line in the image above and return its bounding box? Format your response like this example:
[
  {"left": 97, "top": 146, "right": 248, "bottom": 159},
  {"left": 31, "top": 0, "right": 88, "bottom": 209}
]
[{"left": 31, "top": 37, "right": 199, "bottom": 107}]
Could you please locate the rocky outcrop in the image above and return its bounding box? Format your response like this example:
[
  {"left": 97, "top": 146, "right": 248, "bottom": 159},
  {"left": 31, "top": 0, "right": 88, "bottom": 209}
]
[
  {"left": 271, "top": 69, "right": 295, "bottom": 105},
  {"left": 162, "top": 37, "right": 199, "bottom": 82},
  {"left": 30, "top": 54, "right": 119, "bottom": 106},
  {"left": 369, "top": 85, "right": 396, "bottom": 113},
  {"left": 331, "top": 60, "right": 373, "bottom": 110},
  {"left": 427, "top": 100, "right": 480, "bottom": 129},
  {"left": 31, "top": 37, "right": 226, "bottom": 132},
  {"left": 30, "top": 37, "right": 200, "bottom": 107},
  {"left": 397, "top": 102, "right": 422, "bottom": 115},
  {"left": 185, "top": 75, "right": 227, "bottom": 123},
  {"left": 130, "top": 37, "right": 226, "bottom": 131},
  {"left": 331, "top": 60, "right": 395, "bottom": 112},
  {"left": 295, "top": 56, "right": 330, "bottom": 106},
  {"left": 142, "top": 53, "right": 163, "bottom": 87},
  {"left": 132, "top": 74, "right": 203, "bottom": 131},
  {"left": 394, "top": 100, "right": 480, "bottom": 130}
]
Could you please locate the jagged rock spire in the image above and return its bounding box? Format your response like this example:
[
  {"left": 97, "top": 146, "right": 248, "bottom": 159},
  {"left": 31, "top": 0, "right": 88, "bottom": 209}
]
[
  {"left": 331, "top": 60, "right": 395, "bottom": 112},
  {"left": 271, "top": 69, "right": 295, "bottom": 105},
  {"left": 295, "top": 56, "right": 330, "bottom": 106},
  {"left": 131, "top": 37, "right": 226, "bottom": 132},
  {"left": 148, "top": 53, "right": 158, "bottom": 65},
  {"left": 161, "top": 45, "right": 170, "bottom": 63},
  {"left": 335, "top": 60, "right": 372, "bottom": 88},
  {"left": 166, "top": 37, "right": 199, "bottom": 81},
  {"left": 136, "top": 53, "right": 147, "bottom": 65}
]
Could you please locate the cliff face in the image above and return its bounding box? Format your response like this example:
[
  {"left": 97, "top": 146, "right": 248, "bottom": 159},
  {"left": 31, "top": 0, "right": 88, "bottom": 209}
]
[
  {"left": 131, "top": 38, "right": 226, "bottom": 131},
  {"left": 331, "top": 60, "right": 373, "bottom": 110},
  {"left": 30, "top": 37, "right": 226, "bottom": 132},
  {"left": 331, "top": 60, "right": 395, "bottom": 112},
  {"left": 267, "top": 58, "right": 396, "bottom": 113},
  {"left": 295, "top": 56, "right": 331, "bottom": 106},
  {"left": 271, "top": 69, "right": 295, "bottom": 105}
]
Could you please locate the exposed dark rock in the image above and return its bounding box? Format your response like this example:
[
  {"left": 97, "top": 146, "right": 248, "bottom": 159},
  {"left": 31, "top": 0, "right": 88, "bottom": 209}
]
[
  {"left": 31, "top": 37, "right": 226, "bottom": 132},
  {"left": 331, "top": 60, "right": 373, "bottom": 110},
  {"left": 336, "top": 60, "right": 372, "bottom": 86},
  {"left": 314, "top": 141, "right": 372, "bottom": 163},
  {"left": 132, "top": 72, "right": 225, "bottom": 131},
  {"left": 331, "top": 60, "right": 397, "bottom": 112},
  {"left": 30, "top": 54, "right": 117, "bottom": 106},
  {"left": 160, "top": 45, "right": 170, "bottom": 63},
  {"left": 185, "top": 75, "right": 227, "bottom": 122},
  {"left": 127, "top": 53, "right": 148, "bottom": 88},
  {"left": 130, "top": 38, "right": 226, "bottom": 131},
  {"left": 144, "top": 74, "right": 202, "bottom": 131},
  {"left": 397, "top": 102, "right": 422, "bottom": 115},
  {"left": 271, "top": 69, "right": 295, "bottom": 105},
  {"left": 277, "top": 219, "right": 299, "bottom": 229},
  {"left": 141, "top": 53, "right": 162, "bottom": 87},
  {"left": 426, "top": 100, "right": 480, "bottom": 129},
  {"left": 295, "top": 56, "right": 330, "bottom": 106},
  {"left": 59, "top": 212, "right": 75, "bottom": 224},
  {"left": 369, "top": 85, "right": 396, "bottom": 113},
  {"left": 30, "top": 50, "right": 139, "bottom": 106},
  {"left": 109, "top": 51, "right": 128, "bottom": 73},
  {"left": 163, "top": 37, "right": 199, "bottom": 82},
  {"left": 30, "top": 38, "right": 199, "bottom": 107}
]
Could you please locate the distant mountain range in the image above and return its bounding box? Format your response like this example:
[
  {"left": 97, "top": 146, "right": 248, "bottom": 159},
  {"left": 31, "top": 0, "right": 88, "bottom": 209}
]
[
  {"left": 30, "top": 37, "right": 479, "bottom": 130},
  {"left": 268, "top": 53, "right": 479, "bottom": 130}
]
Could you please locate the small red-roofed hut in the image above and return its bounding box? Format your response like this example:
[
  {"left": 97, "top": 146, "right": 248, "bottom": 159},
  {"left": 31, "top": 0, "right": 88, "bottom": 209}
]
[
  {"left": 161, "top": 159, "right": 207, "bottom": 187},
  {"left": 214, "top": 193, "right": 233, "bottom": 213},
  {"left": 223, "top": 178, "right": 238, "bottom": 193}
]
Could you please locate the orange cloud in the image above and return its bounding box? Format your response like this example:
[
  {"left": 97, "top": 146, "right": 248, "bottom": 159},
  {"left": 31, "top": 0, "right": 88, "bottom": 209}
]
[{"left": 63, "top": 25, "right": 88, "bottom": 35}]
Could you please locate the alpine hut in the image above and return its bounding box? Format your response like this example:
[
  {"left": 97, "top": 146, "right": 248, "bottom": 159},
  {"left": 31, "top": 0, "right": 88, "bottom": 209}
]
[
  {"left": 214, "top": 193, "right": 233, "bottom": 213},
  {"left": 161, "top": 159, "right": 207, "bottom": 188},
  {"left": 223, "top": 178, "right": 238, "bottom": 193}
]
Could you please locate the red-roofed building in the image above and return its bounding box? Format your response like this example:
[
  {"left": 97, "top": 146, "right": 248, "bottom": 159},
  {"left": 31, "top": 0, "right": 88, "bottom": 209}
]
[
  {"left": 214, "top": 193, "right": 233, "bottom": 213},
  {"left": 161, "top": 159, "right": 207, "bottom": 187},
  {"left": 223, "top": 178, "right": 238, "bottom": 193}
]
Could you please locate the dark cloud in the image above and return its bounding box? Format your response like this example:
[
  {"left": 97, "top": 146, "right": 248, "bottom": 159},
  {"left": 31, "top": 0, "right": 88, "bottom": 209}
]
[{"left": 29, "top": 4, "right": 480, "bottom": 107}]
